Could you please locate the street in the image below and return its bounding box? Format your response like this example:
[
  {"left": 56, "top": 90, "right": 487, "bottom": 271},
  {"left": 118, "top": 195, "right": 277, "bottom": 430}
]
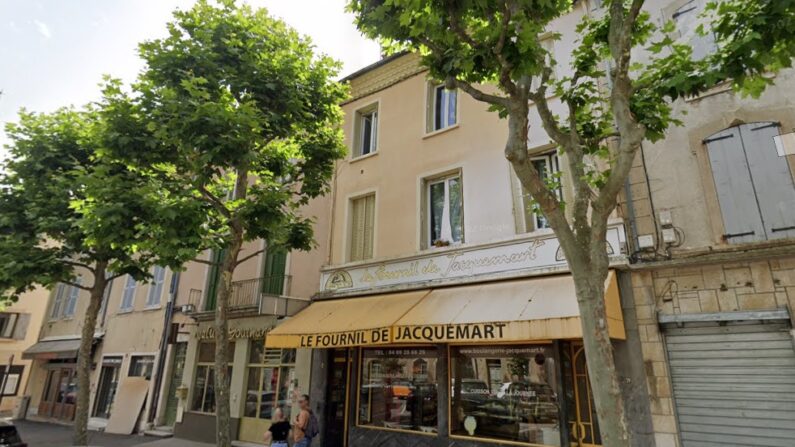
[{"left": 14, "top": 420, "right": 212, "bottom": 447}]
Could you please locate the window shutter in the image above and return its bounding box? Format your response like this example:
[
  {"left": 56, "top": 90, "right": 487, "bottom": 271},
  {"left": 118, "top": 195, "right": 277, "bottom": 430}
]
[
  {"left": 706, "top": 127, "right": 766, "bottom": 243},
  {"left": 738, "top": 123, "right": 795, "bottom": 239},
  {"left": 363, "top": 195, "right": 375, "bottom": 259},
  {"left": 50, "top": 284, "right": 65, "bottom": 319},
  {"left": 350, "top": 197, "right": 366, "bottom": 261},
  {"left": 12, "top": 314, "right": 29, "bottom": 340}
]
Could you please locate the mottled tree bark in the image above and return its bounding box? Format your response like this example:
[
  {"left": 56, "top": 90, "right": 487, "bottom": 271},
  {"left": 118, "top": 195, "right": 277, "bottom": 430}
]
[{"left": 72, "top": 261, "right": 108, "bottom": 447}]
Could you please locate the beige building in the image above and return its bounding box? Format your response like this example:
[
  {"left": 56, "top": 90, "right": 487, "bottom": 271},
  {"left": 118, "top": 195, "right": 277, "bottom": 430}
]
[{"left": 0, "top": 286, "right": 50, "bottom": 415}]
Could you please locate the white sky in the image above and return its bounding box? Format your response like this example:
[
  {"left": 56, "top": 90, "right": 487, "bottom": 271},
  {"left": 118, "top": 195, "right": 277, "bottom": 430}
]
[{"left": 0, "top": 0, "right": 381, "bottom": 158}]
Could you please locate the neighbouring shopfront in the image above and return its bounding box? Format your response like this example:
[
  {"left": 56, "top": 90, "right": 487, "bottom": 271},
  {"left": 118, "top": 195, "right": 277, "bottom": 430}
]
[
  {"left": 267, "top": 269, "right": 627, "bottom": 447},
  {"left": 174, "top": 315, "right": 312, "bottom": 444}
]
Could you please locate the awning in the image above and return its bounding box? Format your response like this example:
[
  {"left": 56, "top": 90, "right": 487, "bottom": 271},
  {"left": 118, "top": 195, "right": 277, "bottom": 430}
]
[
  {"left": 264, "top": 290, "right": 430, "bottom": 348},
  {"left": 265, "top": 271, "right": 624, "bottom": 348},
  {"left": 22, "top": 335, "right": 103, "bottom": 360},
  {"left": 22, "top": 338, "right": 82, "bottom": 360}
]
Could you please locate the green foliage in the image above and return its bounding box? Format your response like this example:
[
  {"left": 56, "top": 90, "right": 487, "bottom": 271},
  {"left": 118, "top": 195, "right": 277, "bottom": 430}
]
[
  {"left": 108, "top": 0, "right": 348, "bottom": 253},
  {"left": 0, "top": 106, "right": 205, "bottom": 301}
]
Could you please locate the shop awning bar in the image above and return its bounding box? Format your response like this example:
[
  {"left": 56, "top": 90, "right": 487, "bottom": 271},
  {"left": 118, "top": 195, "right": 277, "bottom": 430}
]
[{"left": 266, "top": 270, "right": 624, "bottom": 348}]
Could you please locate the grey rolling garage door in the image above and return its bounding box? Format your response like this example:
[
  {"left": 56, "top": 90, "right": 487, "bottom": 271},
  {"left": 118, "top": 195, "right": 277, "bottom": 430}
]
[{"left": 664, "top": 320, "right": 795, "bottom": 447}]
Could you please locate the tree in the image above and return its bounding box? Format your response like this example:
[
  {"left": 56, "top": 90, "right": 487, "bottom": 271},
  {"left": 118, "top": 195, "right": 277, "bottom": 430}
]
[
  {"left": 104, "top": 2, "right": 347, "bottom": 445},
  {"left": 0, "top": 106, "right": 203, "bottom": 446},
  {"left": 347, "top": 0, "right": 795, "bottom": 445}
]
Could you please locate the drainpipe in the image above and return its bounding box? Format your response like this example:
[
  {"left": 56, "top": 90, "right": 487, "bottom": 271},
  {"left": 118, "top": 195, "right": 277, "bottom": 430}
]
[{"left": 148, "top": 271, "right": 180, "bottom": 424}]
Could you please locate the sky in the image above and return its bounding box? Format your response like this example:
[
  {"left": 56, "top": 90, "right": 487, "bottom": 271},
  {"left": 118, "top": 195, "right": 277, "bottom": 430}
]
[{"left": 0, "top": 0, "right": 382, "bottom": 158}]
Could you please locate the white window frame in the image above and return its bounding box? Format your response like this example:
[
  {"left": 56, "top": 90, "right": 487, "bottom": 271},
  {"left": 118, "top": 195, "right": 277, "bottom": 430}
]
[
  {"left": 425, "top": 172, "right": 464, "bottom": 248},
  {"left": 529, "top": 153, "right": 561, "bottom": 232},
  {"left": 61, "top": 277, "right": 81, "bottom": 318},
  {"left": 120, "top": 275, "right": 137, "bottom": 312},
  {"left": 0, "top": 314, "right": 18, "bottom": 339},
  {"left": 427, "top": 84, "right": 458, "bottom": 133},
  {"left": 352, "top": 102, "right": 379, "bottom": 159},
  {"left": 50, "top": 284, "right": 66, "bottom": 320},
  {"left": 146, "top": 266, "right": 166, "bottom": 308}
]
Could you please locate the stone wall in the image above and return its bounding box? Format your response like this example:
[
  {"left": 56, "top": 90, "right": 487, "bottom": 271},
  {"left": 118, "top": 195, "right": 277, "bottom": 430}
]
[{"left": 629, "top": 256, "right": 795, "bottom": 447}]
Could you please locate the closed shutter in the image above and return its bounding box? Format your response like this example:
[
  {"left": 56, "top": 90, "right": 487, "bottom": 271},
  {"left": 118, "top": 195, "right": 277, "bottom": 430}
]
[
  {"left": 12, "top": 314, "right": 30, "bottom": 340},
  {"left": 664, "top": 320, "right": 795, "bottom": 447},
  {"left": 362, "top": 194, "right": 375, "bottom": 259},
  {"left": 738, "top": 123, "right": 795, "bottom": 240},
  {"left": 349, "top": 195, "right": 375, "bottom": 262},
  {"left": 706, "top": 127, "right": 766, "bottom": 243}
]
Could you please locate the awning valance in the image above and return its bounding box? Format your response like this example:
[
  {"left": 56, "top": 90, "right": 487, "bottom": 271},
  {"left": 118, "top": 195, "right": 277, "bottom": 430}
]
[
  {"left": 264, "top": 290, "right": 430, "bottom": 348},
  {"left": 265, "top": 271, "right": 624, "bottom": 348}
]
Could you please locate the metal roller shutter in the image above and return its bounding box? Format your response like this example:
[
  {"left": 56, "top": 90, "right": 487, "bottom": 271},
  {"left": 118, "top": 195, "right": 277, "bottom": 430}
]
[{"left": 663, "top": 320, "right": 795, "bottom": 447}]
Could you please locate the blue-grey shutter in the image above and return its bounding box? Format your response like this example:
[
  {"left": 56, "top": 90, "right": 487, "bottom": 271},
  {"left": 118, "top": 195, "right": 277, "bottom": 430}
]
[
  {"left": 705, "top": 127, "right": 766, "bottom": 243},
  {"left": 738, "top": 123, "right": 795, "bottom": 239}
]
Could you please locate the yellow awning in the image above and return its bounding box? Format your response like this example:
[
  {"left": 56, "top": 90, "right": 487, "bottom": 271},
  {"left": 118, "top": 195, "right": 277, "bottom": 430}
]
[
  {"left": 265, "top": 271, "right": 624, "bottom": 348},
  {"left": 393, "top": 270, "right": 624, "bottom": 343},
  {"left": 264, "top": 290, "right": 430, "bottom": 348}
]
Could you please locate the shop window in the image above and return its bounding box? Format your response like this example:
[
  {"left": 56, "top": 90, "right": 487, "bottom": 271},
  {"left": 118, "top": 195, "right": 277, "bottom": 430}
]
[
  {"left": 427, "top": 84, "right": 457, "bottom": 133},
  {"left": 423, "top": 173, "right": 463, "bottom": 248},
  {"left": 128, "top": 355, "right": 155, "bottom": 379},
  {"left": 358, "top": 347, "right": 438, "bottom": 433},
  {"left": 0, "top": 365, "right": 24, "bottom": 396},
  {"left": 511, "top": 152, "right": 561, "bottom": 234},
  {"left": 244, "top": 340, "right": 297, "bottom": 420},
  {"left": 353, "top": 103, "right": 378, "bottom": 158},
  {"left": 349, "top": 194, "right": 375, "bottom": 262},
  {"left": 146, "top": 266, "right": 166, "bottom": 307},
  {"left": 450, "top": 345, "right": 561, "bottom": 446},
  {"left": 191, "top": 341, "right": 234, "bottom": 413}
]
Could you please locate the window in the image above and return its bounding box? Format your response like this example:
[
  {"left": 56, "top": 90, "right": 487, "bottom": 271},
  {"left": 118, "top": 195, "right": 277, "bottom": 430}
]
[
  {"left": 62, "top": 277, "right": 81, "bottom": 318},
  {"left": 146, "top": 266, "right": 166, "bottom": 307},
  {"left": 50, "top": 284, "right": 66, "bottom": 320},
  {"left": 120, "top": 275, "right": 136, "bottom": 311},
  {"left": 705, "top": 122, "right": 795, "bottom": 243},
  {"left": 191, "top": 341, "right": 234, "bottom": 413},
  {"left": 244, "top": 341, "right": 296, "bottom": 421},
  {"left": 425, "top": 173, "right": 463, "bottom": 248},
  {"left": 672, "top": 0, "right": 717, "bottom": 61},
  {"left": 359, "top": 347, "right": 438, "bottom": 433},
  {"left": 353, "top": 103, "right": 378, "bottom": 158},
  {"left": 512, "top": 152, "right": 561, "bottom": 233},
  {"left": 349, "top": 194, "right": 375, "bottom": 262},
  {"left": 0, "top": 314, "right": 18, "bottom": 339},
  {"left": 451, "top": 345, "right": 561, "bottom": 445},
  {"left": 128, "top": 355, "right": 155, "bottom": 379},
  {"left": 427, "top": 84, "right": 457, "bottom": 132}
]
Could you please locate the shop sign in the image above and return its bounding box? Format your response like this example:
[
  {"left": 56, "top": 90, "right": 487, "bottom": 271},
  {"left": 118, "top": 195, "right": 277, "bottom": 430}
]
[
  {"left": 321, "top": 225, "right": 623, "bottom": 294},
  {"left": 196, "top": 326, "right": 270, "bottom": 340},
  {"left": 394, "top": 323, "right": 508, "bottom": 343},
  {"left": 297, "top": 328, "right": 391, "bottom": 348}
]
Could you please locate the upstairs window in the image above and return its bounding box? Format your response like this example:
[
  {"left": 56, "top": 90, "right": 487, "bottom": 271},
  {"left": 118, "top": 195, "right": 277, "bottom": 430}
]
[
  {"left": 146, "top": 266, "right": 166, "bottom": 308},
  {"left": 353, "top": 103, "right": 378, "bottom": 158},
  {"left": 51, "top": 279, "right": 81, "bottom": 319},
  {"left": 50, "top": 284, "right": 66, "bottom": 320},
  {"left": 120, "top": 275, "right": 137, "bottom": 312},
  {"left": 0, "top": 314, "right": 18, "bottom": 339},
  {"left": 427, "top": 84, "right": 457, "bottom": 133},
  {"left": 425, "top": 173, "right": 463, "bottom": 248},
  {"left": 705, "top": 122, "right": 795, "bottom": 243},
  {"left": 672, "top": 0, "right": 717, "bottom": 61},
  {"left": 349, "top": 194, "right": 376, "bottom": 262},
  {"left": 511, "top": 152, "right": 562, "bottom": 234},
  {"left": 61, "top": 277, "right": 81, "bottom": 318}
]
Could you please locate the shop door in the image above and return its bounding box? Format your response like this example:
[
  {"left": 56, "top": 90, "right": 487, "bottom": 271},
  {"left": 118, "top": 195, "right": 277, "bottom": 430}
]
[
  {"left": 325, "top": 349, "right": 351, "bottom": 447},
  {"left": 164, "top": 342, "right": 188, "bottom": 427},
  {"left": 663, "top": 320, "right": 795, "bottom": 446},
  {"left": 92, "top": 360, "right": 121, "bottom": 419},
  {"left": 563, "top": 344, "right": 601, "bottom": 447},
  {"left": 238, "top": 345, "right": 297, "bottom": 443},
  {"left": 39, "top": 368, "right": 77, "bottom": 421}
]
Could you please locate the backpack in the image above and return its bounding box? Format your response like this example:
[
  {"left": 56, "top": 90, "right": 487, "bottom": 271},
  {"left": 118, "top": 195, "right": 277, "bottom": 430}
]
[{"left": 305, "top": 410, "right": 320, "bottom": 439}]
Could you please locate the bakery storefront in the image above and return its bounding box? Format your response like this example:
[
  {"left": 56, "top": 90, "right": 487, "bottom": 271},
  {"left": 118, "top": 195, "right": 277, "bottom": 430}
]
[{"left": 266, "top": 230, "right": 629, "bottom": 447}]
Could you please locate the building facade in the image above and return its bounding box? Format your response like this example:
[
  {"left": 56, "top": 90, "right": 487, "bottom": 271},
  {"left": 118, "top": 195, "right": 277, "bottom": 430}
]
[{"left": 169, "top": 193, "right": 330, "bottom": 444}]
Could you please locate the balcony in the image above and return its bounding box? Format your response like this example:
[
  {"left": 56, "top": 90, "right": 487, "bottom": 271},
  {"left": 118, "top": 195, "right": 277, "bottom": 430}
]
[{"left": 184, "top": 275, "right": 309, "bottom": 320}]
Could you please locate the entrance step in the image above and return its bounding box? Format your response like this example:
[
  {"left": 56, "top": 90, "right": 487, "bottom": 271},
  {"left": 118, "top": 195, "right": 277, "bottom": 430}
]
[
  {"left": 144, "top": 427, "right": 175, "bottom": 438},
  {"left": 87, "top": 417, "right": 107, "bottom": 432}
]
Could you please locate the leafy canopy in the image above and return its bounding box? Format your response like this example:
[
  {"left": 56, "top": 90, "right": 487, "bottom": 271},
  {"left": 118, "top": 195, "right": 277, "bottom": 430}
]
[
  {"left": 0, "top": 105, "right": 205, "bottom": 300},
  {"left": 106, "top": 0, "right": 348, "bottom": 254}
]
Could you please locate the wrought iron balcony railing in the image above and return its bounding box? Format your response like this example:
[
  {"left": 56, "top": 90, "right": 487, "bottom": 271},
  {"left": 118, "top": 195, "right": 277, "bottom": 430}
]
[{"left": 184, "top": 274, "right": 308, "bottom": 317}]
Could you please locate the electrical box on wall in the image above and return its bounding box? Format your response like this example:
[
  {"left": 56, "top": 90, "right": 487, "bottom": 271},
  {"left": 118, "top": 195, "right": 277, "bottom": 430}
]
[
  {"left": 662, "top": 228, "right": 677, "bottom": 244},
  {"left": 659, "top": 209, "right": 673, "bottom": 226},
  {"left": 637, "top": 234, "right": 655, "bottom": 250}
]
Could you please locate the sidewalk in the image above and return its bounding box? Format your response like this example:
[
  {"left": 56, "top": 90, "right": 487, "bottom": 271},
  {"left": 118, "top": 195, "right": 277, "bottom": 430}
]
[{"left": 131, "top": 439, "right": 214, "bottom": 447}]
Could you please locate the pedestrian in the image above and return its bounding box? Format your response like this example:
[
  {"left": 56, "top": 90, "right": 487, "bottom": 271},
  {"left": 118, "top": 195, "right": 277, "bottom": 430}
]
[
  {"left": 264, "top": 407, "right": 290, "bottom": 447},
  {"left": 293, "top": 394, "right": 319, "bottom": 447}
]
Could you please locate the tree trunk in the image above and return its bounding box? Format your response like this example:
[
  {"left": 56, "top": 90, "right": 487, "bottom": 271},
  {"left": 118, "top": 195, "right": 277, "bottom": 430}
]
[
  {"left": 570, "top": 250, "right": 630, "bottom": 447},
  {"left": 72, "top": 264, "right": 108, "bottom": 446},
  {"left": 213, "top": 235, "right": 243, "bottom": 447}
]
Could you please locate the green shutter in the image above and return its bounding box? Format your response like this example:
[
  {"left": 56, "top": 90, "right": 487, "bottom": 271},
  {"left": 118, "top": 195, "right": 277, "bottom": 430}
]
[
  {"left": 205, "top": 249, "right": 225, "bottom": 311},
  {"left": 262, "top": 248, "right": 287, "bottom": 295}
]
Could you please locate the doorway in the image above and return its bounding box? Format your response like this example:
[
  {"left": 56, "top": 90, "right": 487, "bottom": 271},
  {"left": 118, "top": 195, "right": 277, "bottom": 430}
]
[
  {"left": 563, "top": 344, "right": 602, "bottom": 447},
  {"left": 93, "top": 357, "right": 122, "bottom": 419},
  {"left": 324, "top": 349, "right": 351, "bottom": 447},
  {"left": 38, "top": 367, "right": 77, "bottom": 421},
  {"left": 163, "top": 342, "right": 187, "bottom": 427}
]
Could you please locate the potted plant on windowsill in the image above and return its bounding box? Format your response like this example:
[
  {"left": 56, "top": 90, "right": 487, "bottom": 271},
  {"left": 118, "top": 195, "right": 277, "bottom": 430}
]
[{"left": 433, "top": 239, "right": 451, "bottom": 248}]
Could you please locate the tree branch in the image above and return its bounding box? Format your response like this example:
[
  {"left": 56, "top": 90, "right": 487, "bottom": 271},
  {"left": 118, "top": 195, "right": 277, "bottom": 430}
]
[
  {"left": 197, "top": 183, "right": 232, "bottom": 220},
  {"left": 447, "top": 78, "right": 510, "bottom": 107},
  {"left": 62, "top": 259, "right": 93, "bottom": 272},
  {"left": 235, "top": 248, "right": 265, "bottom": 268},
  {"left": 528, "top": 68, "right": 570, "bottom": 148},
  {"left": 192, "top": 258, "right": 221, "bottom": 267}
]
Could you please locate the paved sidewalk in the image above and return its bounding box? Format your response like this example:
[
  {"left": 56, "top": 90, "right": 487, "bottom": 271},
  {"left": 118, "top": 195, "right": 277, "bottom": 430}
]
[
  {"left": 130, "top": 439, "right": 214, "bottom": 447},
  {"left": 15, "top": 420, "right": 161, "bottom": 447}
]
